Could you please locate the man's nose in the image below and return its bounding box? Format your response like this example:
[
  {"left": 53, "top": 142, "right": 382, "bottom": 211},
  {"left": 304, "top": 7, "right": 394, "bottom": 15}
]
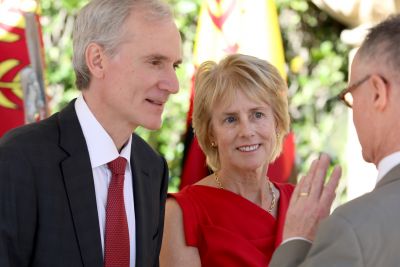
[{"left": 158, "top": 68, "right": 179, "bottom": 94}]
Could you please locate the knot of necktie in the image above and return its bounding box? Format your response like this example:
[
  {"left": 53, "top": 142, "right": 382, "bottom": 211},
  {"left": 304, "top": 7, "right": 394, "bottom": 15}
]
[{"left": 107, "top": 157, "right": 127, "bottom": 175}]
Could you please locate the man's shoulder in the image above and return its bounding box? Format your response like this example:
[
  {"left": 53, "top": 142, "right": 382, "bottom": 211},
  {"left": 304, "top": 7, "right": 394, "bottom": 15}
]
[
  {"left": 315, "top": 179, "right": 400, "bottom": 267},
  {"left": 330, "top": 182, "right": 400, "bottom": 228},
  {"left": 0, "top": 112, "right": 60, "bottom": 148},
  {"left": 0, "top": 100, "right": 78, "bottom": 149},
  {"left": 131, "top": 133, "right": 163, "bottom": 161}
]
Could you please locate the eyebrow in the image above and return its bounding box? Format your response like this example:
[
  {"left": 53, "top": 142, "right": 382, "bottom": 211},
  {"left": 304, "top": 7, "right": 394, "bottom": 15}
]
[
  {"left": 143, "top": 54, "right": 182, "bottom": 65},
  {"left": 220, "top": 107, "right": 268, "bottom": 115},
  {"left": 220, "top": 112, "right": 237, "bottom": 117}
]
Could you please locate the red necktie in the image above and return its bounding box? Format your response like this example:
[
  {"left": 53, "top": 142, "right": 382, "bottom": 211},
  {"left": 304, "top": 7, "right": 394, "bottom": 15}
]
[{"left": 104, "top": 157, "right": 130, "bottom": 267}]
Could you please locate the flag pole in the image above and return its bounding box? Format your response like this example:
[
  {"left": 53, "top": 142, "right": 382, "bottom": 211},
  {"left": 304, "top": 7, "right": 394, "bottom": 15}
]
[{"left": 22, "top": 11, "right": 47, "bottom": 123}]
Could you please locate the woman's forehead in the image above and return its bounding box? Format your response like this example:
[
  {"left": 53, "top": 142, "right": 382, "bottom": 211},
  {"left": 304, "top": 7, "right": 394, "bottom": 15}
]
[
  {"left": 213, "top": 90, "right": 270, "bottom": 113},
  {"left": 214, "top": 86, "right": 267, "bottom": 105}
]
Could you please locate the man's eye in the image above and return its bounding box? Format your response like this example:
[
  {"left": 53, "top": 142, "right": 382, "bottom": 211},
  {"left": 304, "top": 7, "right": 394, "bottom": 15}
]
[
  {"left": 151, "top": 60, "right": 161, "bottom": 66},
  {"left": 173, "top": 63, "right": 180, "bottom": 70}
]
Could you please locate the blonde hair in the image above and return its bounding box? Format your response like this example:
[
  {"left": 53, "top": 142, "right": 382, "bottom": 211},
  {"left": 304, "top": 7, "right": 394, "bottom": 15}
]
[
  {"left": 72, "top": 0, "right": 172, "bottom": 90},
  {"left": 192, "top": 54, "right": 290, "bottom": 171}
]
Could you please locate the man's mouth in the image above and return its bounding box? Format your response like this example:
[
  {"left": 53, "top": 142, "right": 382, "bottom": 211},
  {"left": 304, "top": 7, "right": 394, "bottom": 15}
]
[{"left": 146, "top": 98, "right": 164, "bottom": 106}]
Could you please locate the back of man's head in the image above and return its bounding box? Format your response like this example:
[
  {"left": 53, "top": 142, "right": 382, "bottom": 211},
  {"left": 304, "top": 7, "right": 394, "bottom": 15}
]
[
  {"left": 354, "top": 14, "right": 400, "bottom": 164},
  {"left": 359, "top": 14, "right": 400, "bottom": 72}
]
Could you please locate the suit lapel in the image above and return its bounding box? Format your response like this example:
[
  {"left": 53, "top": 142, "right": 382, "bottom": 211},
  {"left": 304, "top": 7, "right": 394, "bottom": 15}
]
[
  {"left": 58, "top": 100, "right": 103, "bottom": 266},
  {"left": 376, "top": 164, "right": 400, "bottom": 188},
  {"left": 130, "top": 136, "right": 153, "bottom": 266}
]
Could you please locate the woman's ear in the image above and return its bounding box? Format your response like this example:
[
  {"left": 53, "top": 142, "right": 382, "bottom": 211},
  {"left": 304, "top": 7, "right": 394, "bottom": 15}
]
[
  {"left": 85, "top": 42, "right": 105, "bottom": 79},
  {"left": 208, "top": 125, "right": 217, "bottom": 148}
]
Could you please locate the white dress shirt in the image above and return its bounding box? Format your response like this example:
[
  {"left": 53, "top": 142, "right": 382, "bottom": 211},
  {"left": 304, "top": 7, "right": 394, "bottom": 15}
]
[
  {"left": 377, "top": 151, "right": 400, "bottom": 185},
  {"left": 75, "top": 95, "right": 136, "bottom": 267}
]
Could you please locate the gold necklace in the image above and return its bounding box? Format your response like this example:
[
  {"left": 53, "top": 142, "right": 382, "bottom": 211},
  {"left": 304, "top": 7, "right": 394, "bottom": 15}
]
[{"left": 214, "top": 172, "right": 276, "bottom": 213}]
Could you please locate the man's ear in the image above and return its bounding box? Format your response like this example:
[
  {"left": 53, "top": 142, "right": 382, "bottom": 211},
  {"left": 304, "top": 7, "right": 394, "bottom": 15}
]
[
  {"left": 85, "top": 43, "right": 105, "bottom": 79},
  {"left": 371, "top": 74, "right": 389, "bottom": 111}
]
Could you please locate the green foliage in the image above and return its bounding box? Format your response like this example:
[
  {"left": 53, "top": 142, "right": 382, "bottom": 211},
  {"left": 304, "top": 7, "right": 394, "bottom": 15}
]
[
  {"left": 41, "top": 0, "right": 85, "bottom": 109},
  {"left": 41, "top": 0, "right": 350, "bottom": 198},
  {"left": 276, "top": 0, "right": 350, "bottom": 200}
]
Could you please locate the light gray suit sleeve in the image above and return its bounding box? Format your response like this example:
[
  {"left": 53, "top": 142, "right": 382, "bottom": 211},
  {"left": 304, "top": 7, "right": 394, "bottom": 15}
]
[
  {"left": 270, "top": 239, "right": 312, "bottom": 267},
  {"left": 270, "top": 214, "right": 364, "bottom": 267}
]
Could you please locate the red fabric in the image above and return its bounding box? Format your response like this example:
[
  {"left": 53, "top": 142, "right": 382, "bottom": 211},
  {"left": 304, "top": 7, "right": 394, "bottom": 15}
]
[
  {"left": 179, "top": 76, "right": 209, "bottom": 190},
  {"left": 0, "top": 9, "right": 45, "bottom": 137},
  {"left": 268, "top": 132, "right": 296, "bottom": 183},
  {"left": 170, "top": 182, "right": 294, "bottom": 266},
  {"left": 105, "top": 157, "right": 129, "bottom": 267},
  {"left": 179, "top": 137, "right": 209, "bottom": 189}
]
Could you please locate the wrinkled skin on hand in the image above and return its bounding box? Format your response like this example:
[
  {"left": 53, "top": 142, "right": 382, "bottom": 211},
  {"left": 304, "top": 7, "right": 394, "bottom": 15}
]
[{"left": 283, "top": 153, "right": 342, "bottom": 241}]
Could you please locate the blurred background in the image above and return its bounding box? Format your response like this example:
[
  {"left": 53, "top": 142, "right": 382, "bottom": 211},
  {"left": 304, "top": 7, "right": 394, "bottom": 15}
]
[{"left": 2, "top": 0, "right": 399, "bottom": 205}]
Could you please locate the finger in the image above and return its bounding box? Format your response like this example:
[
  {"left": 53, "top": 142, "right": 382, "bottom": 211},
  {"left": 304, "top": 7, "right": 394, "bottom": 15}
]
[
  {"left": 293, "top": 158, "right": 319, "bottom": 203},
  {"left": 309, "top": 153, "right": 331, "bottom": 200},
  {"left": 325, "top": 165, "right": 342, "bottom": 190},
  {"left": 292, "top": 175, "right": 306, "bottom": 201},
  {"left": 300, "top": 159, "right": 319, "bottom": 195},
  {"left": 320, "top": 165, "right": 342, "bottom": 212},
  {"left": 298, "top": 175, "right": 306, "bottom": 186}
]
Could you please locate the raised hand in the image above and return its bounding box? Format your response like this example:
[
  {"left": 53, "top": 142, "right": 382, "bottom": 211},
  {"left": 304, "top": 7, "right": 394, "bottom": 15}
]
[{"left": 282, "top": 153, "right": 342, "bottom": 241}]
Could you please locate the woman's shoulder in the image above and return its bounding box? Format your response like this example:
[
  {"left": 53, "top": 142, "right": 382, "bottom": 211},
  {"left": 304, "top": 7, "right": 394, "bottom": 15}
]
[
  {"left": 170, "top": 175, "right": 218, "bottom": 196},
  {"left": 169, "top": 178, "right": 218, "bottom": 201}
]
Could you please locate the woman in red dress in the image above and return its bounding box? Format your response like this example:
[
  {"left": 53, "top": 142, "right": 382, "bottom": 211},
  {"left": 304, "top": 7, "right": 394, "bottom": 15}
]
[{"left": 160, "top": 54, "right": 294, "bottom": 267}]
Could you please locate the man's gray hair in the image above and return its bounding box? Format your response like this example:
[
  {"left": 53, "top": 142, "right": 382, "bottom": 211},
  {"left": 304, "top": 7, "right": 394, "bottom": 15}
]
[
  {"left": 72, "top": 0, "right": 173, "bottom": 90},
  {"left": 359, "top": 14, "right": 400, "bottom": 72}
]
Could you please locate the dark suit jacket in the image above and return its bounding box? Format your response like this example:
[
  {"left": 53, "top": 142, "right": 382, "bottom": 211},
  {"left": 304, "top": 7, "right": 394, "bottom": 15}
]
[
  {"left": 0, "top": 100, "right": 168, "bottom": 267},
  {"left": 270, "top": 163, "right": 400, "bottom": 267}
]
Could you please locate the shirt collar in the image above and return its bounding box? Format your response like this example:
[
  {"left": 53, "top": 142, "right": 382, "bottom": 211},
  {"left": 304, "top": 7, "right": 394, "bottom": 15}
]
[
  {"left": 75, "top": 94, "right": 132, "bottom": 168},
  {"left": 377, "top": 151, "right": 400, "bottom": 184}
]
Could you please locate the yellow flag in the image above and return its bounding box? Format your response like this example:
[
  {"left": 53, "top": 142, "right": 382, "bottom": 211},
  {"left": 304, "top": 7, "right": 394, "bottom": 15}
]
[{"left": 193, "top": 0, "right": 286, "bottom": 78}]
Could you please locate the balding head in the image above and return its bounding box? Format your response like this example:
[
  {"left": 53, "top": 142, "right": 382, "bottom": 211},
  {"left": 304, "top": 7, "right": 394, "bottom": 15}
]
[{"left": 350, "top": 15, "right": 400, "bottom": 164}]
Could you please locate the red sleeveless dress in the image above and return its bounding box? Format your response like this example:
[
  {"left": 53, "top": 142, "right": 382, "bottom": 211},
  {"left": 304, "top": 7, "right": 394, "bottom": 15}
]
[{"left": 170, "top": 182, "right": 294, "bottom": 267}]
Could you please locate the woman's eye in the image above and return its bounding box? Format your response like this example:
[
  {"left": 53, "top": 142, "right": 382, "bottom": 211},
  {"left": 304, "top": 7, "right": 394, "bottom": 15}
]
[
  {"left": 254, "top": 111, "right": 264, "bottom": 119},
  {"left": 224, "top": 116, "right": 236, "bottom": 124}
]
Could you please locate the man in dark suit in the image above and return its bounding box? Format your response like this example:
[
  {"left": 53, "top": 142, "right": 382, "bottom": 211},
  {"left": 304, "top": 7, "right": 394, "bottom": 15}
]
[
  {"left": 0, "top": 0, "right": 182, "bottom": 266},
  {"left": 270, "top": 14, "right": 400, "bottom": 267}
]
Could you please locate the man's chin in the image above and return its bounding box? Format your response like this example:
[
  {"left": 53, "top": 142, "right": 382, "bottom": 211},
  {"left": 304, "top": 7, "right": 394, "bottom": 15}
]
[
  {"left": 361, "top": 150, "right": 373, "bottom": 164},
  {"left": 141, "top": 119, "right": 162, "bottom": 131}
]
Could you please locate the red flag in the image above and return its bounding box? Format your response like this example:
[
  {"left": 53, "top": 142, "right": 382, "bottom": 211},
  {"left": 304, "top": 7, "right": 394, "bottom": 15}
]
[
  {"left": 0, "top": 0, "right": 45, "bottom": 137},
  {"left": 180, "top": 0, "right": 295, "bottom": 189}
]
